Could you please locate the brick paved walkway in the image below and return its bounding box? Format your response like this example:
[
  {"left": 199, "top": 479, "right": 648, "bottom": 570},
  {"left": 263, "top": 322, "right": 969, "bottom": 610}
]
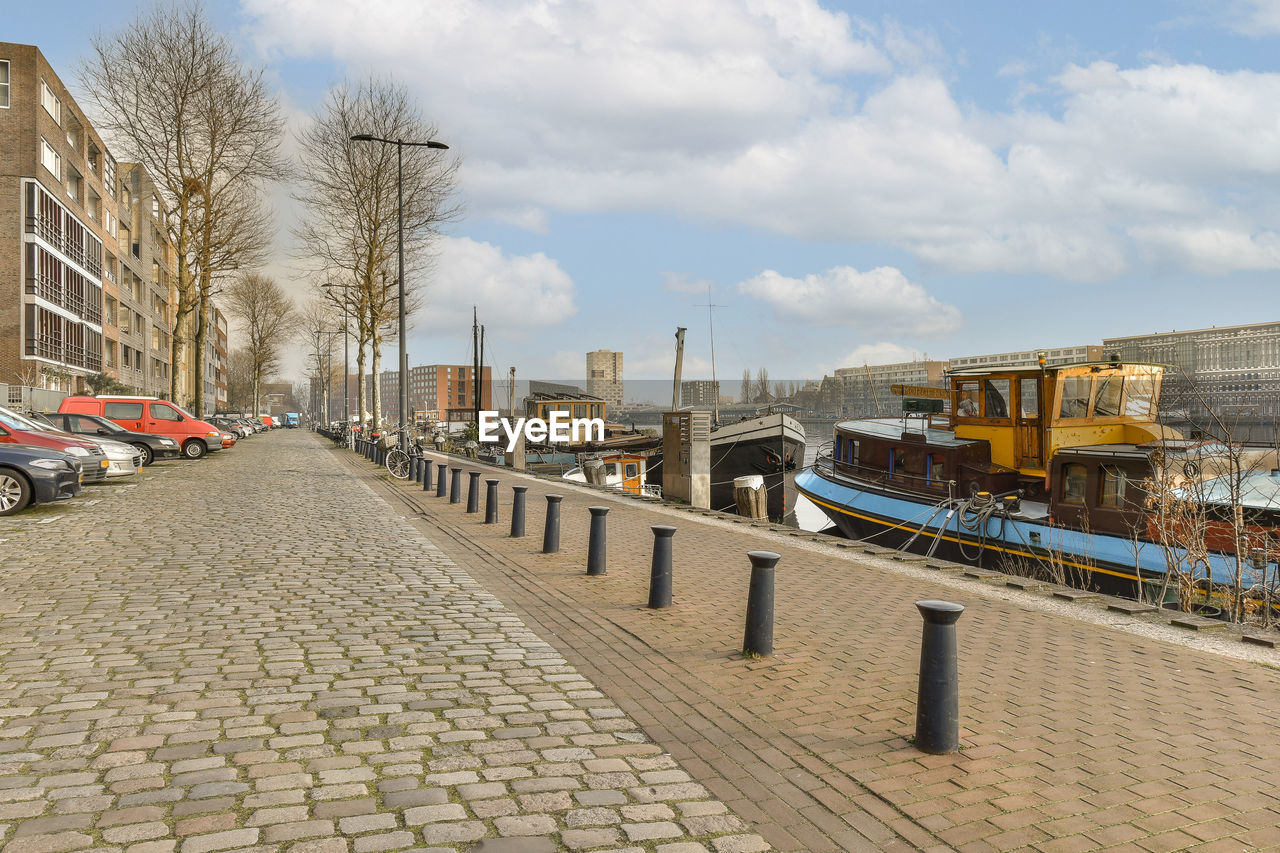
[
  {"left": 0, "top": 431, "right": 772, "bottom": 853},
  {"left": 356, "top": 444, "right": 1280, "bottom": 853}
]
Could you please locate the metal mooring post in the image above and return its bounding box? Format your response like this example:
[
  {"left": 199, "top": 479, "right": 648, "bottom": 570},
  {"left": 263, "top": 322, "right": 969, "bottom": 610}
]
[
  {"left": 648, "top": 525, "right": 676, "bottom": 608},
  {"left": 449, "top": 467, "right": 462, "bottom": 504},
  {"left": 586, "top": 506, "right": 609, "bottom": 576},
  {"left": 466, "top": 471, "right": 481, "bottom": 513},
  {"left": 376, "top": 447, "right": 385, "bottom": 467},
  {"left": 436, "top": 464, "right": 447, "bottom": 498},
  {"left": 484, "top": 479, "right": 499, "bottom": 524},
  {"left": 510, "top": 486, "right": 528, "bottom": 538},
  {"left": 542, "top": 495, "right": 563, "bottom": 553},
  {"left": 410, "top": 457, "right": 421, "bottom": 483},
  {"left": 742, "top": 551, "right": 780, "bottom": 657},
  {"left": 422, "top": 459, "right": 433, "bottom": 492},
  {"left": 914, "top": 600, "right": 964, "bottom": 754}
]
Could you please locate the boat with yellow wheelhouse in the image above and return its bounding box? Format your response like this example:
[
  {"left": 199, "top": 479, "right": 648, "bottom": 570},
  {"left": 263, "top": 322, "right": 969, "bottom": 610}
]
[{"left": 796, "top": 357, "right": 1278, "bottom": 598}]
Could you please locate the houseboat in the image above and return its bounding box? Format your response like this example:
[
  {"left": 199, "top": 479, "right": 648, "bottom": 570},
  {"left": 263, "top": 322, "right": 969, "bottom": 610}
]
[{"left": 795, "top": 358, "right": 1278, "bottom": 598}]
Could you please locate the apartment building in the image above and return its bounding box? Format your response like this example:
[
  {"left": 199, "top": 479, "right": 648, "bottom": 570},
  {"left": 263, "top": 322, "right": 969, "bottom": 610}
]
[
  {"left": 680, "top": 380, "right": 721, "bottom": 408},
  {"left": 0, "top": 43, "right": 195, "bottom": 403},
  {"left": 388, "top": 364, "right": 492, "bottom": 423},
  {"left": 586, "top": 349, "right": 623, "bottom": 409},
  {"left": 947, "top": 345, "right": 1102, "bottom": 371},
  {"left": 0, "top": 43, "right": 110, "bottom": 389}
]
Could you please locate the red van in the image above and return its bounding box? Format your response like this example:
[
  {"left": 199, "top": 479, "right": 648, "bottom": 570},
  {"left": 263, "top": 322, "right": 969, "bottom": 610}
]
[{"left": 59, "top": 396, "right": 226, "bottom": 459}]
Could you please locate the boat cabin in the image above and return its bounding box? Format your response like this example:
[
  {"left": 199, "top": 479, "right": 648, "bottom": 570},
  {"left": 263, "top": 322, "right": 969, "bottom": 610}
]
[{"left": 833, "top": 360, "right": 1176, "bottom": 501}]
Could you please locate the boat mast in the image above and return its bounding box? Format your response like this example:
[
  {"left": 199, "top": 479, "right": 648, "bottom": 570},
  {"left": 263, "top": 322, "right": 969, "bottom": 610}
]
[
  {"left": 704, "top": 284, "right": 720, "bottom": 426},
  {"left": 472, "top": 307, "right": 480, "bottom": 429},
  {"left": 672, "top": 327, "right": 686, "bottom": 410}
]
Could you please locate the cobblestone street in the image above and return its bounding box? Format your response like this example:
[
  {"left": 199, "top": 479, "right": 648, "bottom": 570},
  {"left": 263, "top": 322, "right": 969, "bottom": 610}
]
[{"left": 0, "top": 431, "right": 771, "bottom": 853}]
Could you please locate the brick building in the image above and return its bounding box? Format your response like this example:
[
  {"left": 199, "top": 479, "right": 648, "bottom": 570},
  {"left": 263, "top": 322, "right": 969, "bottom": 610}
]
[{"left": 586, "top": 349, "right": 623, "bottom": 408}]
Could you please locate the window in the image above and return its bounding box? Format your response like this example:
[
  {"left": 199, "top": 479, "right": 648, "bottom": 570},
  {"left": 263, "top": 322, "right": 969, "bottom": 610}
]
[
  {"left": 1099, "top": 466, "right": 1129, "bottom": 508},
  {"left": 927, "top": 454, "right": 945, "bottom": 484},
  {"left": 1124, "top": 375, "right": 1156, "bottom": 419},
  {"left": 1094, "top": 375, "right": 1123, "bottom": 417},
  {"left": 41, "top": 138, "right": 61, "bottom": 179},
  {"left": 0, "top": 60, "right": 9, "bottom": 108},
  {"left": 624, "top": 463, "right": 639, "bottom": 478},
  {"left": 1058, "top": 376, "right": 1092, "bottom": 419},
  {"left": 1019, "top": 377, "right": 1039, "bottom": 418},
  {"left": 983, "top": 379, "right": 1010, "bottom": 418},
  {"left": 150, "top": 403, "right": 182, "bottom": 421},
  {"left": 41, "top": 79, "right": 61, "bottom": 124},
  {"left": 1062, "top": 463, "right": 1087, "bottom": 503},
  {"left": 956, "top": 381, "right": 979, "bottom": 417},
  {"left": 104, "top": 402, "right": 143, "bottom": 420}
]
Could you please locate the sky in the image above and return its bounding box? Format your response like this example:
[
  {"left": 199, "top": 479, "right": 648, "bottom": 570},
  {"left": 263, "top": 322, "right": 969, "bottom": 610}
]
[{"left": 16, "top": 0, "right": 1280, "bottom": 385}]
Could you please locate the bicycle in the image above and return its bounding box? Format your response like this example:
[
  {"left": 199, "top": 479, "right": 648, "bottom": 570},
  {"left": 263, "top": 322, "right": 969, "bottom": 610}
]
[{"left": 381, "top": 430, "right": 424, "bottom": 479}]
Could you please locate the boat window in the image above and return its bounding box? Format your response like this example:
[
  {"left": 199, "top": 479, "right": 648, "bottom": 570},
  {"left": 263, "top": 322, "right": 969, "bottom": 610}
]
[
  {"left": 1124, "top": 375, "right": 1156, "bottom": 418},
  {"left": 1099, "top": 465, "right": 1129, "bottom": 507},
  {"left": 1018, "top": 378, "right": 1039, "bottom": 418},
  {"left": 983, "top": 379, "right": 1010, "bottom": 418},
  {"left": 846, "top": 439, "right": 858, "bottom": 464},
  {"left": 1094, "top": 375, "right": 1123, "bottom": 417},
  {"left": 605, "top": 463, "right": 618, "bottom": 477},
  {"left": 1062, "top": 463, "right": 1088, "bottom": 503},
  {"left": 889, "top": 448, "right": 906, "bottom": 477},
  {"left": 835, "top": 435, "right": 843, "bottom": 461},
  {"left": 624, "top": 462, "right": 638, "bottom": 478},
  {"left": 928, "top": 454, "right": 945, "bottom": 484},
  {"left": 1058, "top": 376, "right": 1092, "bottom": 419},
  {"left": 956, "top": 382, "right": 979, "bottom": 417}
]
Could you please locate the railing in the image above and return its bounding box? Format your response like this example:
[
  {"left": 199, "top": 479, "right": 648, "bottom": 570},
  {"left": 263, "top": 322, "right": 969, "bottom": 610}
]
[{"left": 815, "top": 453, "right": 955, "bottom": 491}]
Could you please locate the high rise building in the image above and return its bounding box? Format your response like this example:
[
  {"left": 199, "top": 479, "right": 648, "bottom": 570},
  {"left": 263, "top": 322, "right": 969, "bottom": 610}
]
[
  {"left": 586, "top": 349, "right": 623, "bottom": 408},
  {"left": 680, "top": 380, "right": 720, "bottom": 408}
]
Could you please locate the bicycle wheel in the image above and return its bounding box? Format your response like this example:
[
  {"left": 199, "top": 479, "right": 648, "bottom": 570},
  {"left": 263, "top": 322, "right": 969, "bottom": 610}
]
[{"left": 385, "top": 448, "right": 411, "bottom": 479}]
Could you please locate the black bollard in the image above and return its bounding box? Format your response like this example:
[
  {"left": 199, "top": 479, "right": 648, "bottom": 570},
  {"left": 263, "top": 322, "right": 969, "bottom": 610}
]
[
  {"left": 542, "top": 494, "right": 563, "bottom": 553},
  {"left": 422, "top": 458, "right": 433, "bottom": 492},
  {"left": 914, "top": 600, "right": 965, "bottom": 755},
  {"left": 376, "top": 448, "right": 385, "bottom": 467},
  {"left": 410, "top": 457, "right": 420, "bottom": 483},
  {"left": 449, "top": 467, "right": 462, "bottom": 504},
  {"left": 586, "top": 507, "right": 609, "bottom": 576},
  {"left": 510, "top": 486, "right": 528, "bottom": 538},
  {"left": 648, "top": 525, "right": 676, "bottom": 609},
  {"left": 484, "top": 479, "right": 499, "bottom": 524},
  {"left": 466, "top": 471, "right": 481, "bottom": 513},
  {"left": 742, "top": 551, "right": 780, "bottom": 657},
  {"left": 436, "top": 464, "right": 447, "bottom": 497}
]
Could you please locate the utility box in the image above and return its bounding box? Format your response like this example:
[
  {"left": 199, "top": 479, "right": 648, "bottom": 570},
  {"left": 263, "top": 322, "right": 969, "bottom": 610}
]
[{"left": 662, "top": 411, "right": 711, "bottom": 509}]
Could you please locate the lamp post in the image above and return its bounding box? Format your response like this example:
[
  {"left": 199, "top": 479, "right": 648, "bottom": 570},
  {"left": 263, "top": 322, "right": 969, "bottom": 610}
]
[
  {"left": 324, "top": 281, "right": 353, "bottom": 429},
  {"left": 348, "top": 132, "right": 449, "bottom": 451}
]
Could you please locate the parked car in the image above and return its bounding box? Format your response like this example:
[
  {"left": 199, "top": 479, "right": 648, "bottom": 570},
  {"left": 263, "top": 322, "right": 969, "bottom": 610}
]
[
  {"left": 20, "top": 412, "right": 142, "bottom": 478},
  {"left": 0, "top": 407, "right": 110, "bottom": 483},
  {"left": 0, "top": 444, "right": 82, "bottom": 516},
  {"left": 210, "top": 416, "right": 251, "bottom": 439},
  {"left": 58, "top": 396, "right": 225, "bottom": 459},
  {"left": 39, "top": 412, "right": 180, "bottom": 466}
]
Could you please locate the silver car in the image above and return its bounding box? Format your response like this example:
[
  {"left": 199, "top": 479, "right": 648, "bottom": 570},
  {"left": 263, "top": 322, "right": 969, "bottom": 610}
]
[{"left": 21, "top": 412, "right": 142, "bottom": 477}]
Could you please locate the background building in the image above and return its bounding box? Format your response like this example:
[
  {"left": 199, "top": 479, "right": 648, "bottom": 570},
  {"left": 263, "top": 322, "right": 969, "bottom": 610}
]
[
  {"left": 680, "top": 380, "right": 720, "bottom": 408},
  {"left": 1104, "top": 321, "right": 1280, "bottom": 421},
  {"left": 947, "top": 345, "right": 1102, "bottom": 371},
  {"left": 586, "top": 349, "right": 623, "bottom": 409},
  {"left": 376, "top": 364, "right": 493, "bottom": 424},
  {"left": 817, "top": 360, "right": 947, "bottom": 418}
]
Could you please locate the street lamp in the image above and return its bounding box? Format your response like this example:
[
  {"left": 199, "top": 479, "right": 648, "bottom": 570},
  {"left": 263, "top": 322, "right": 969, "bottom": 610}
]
[{"left": 349, "top": 132, "right": 449, "bottom": 451}]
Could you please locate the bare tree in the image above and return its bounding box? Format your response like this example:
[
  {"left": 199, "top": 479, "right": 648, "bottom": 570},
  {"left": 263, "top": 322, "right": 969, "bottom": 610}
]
[
  {"left": 225, "top": 273, "right": 297, "bottom": 417},
  {"left": 754, "top": 368, "right": 771, "bottom": 404},
  {"left": 294, "top": 76, "right": 459, "bottom": 428},
  {"left": 298, "top": 299, "right": 342, "bottom": 422},
  {"left": 81, "top": 2, "right": 287, "bottom": 414},
  {"left": 226, "top": 347, "right": 254, "bottom": 412},
  {"left": 740, "top": 370, "right": 751, "bottom": 404}
]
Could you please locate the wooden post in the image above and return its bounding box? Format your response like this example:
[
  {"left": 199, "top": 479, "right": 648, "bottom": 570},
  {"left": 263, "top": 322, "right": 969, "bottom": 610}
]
[{"left": 734, "top": 474, "right": 767, "bottom": 520}]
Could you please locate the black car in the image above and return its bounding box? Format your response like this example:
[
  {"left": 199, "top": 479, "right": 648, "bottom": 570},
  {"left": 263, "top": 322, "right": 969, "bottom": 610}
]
[
  {"left": 42, "top": 412, "right": 182, "bottom": 466},
  {"left": 0, "top": 444, "right": 82, "bottom": 516}
]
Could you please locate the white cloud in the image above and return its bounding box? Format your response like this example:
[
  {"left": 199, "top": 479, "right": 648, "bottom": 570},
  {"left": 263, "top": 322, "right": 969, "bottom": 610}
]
[
  {"left": 821, "top": 342, "right": 923, "bottom": 374},
  {"left": 661, "top": 272, "right": 716, "bottom": 295},
  {"left": 1223, "top": 0, "right": 1280, "bottom": 34},
  {"left": 415, "top": 236, "right": 576, "bottom": 333},
  {"left": 737, "top": 265, "right": 961, "bottom": 335},
  {"left": 246, "top": 1, "right": 1280, "bottom": 278}
]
